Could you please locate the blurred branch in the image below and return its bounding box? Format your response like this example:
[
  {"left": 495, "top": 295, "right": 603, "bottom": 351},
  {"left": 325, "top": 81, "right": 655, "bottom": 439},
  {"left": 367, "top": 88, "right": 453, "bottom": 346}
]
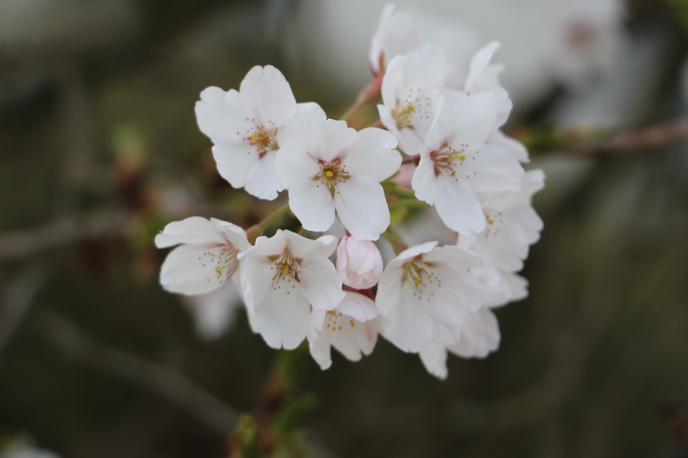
[
  {"left": 519, "top": 116, "right": 688, "bottom": 157},
  {"left": 0, "top": 211, "right": 132, "bottom": 261},
  {"left": 0, "top": 266, "right": 51, "bottom": 356},
  {"left": 36, "top": 311, "right": 238, "bottom": 435}
]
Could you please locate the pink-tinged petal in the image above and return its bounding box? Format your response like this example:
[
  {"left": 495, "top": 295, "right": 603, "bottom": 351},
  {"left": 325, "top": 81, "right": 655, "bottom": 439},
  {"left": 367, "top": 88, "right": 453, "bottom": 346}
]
[
  {"left": 334, "top": 178, "right": 390, "bottom": 241},
  {"left": 247, "top": 287, "right": 310, "bottom": 350},
  {"left": 239, "top": 65, "right": 297, "bottom": 126},
  {"left": 434, "top": 176, "right": 486, "bottom": 235},
  {"left": 159, "top": 244, "right": 233, "bottom": 296},
  {"left": 154, "top": 217, "right": 226, "bottom": 248},
  {"left": 287, "top": 179, "right": 336, "bottom": 233},
  {"left": 342, "top": 128, "right": 400, "bottom": 181}
]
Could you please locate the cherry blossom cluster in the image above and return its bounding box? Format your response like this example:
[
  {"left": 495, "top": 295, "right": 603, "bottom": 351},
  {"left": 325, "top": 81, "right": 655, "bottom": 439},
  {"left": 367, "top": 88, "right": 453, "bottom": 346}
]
[{"left": 155, "top": 4, "right": 544, "bottom": 379}]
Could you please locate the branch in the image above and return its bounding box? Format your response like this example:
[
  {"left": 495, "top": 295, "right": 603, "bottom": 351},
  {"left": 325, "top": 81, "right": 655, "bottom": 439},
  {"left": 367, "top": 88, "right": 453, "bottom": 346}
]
[
  {"left": 0, "top": 266, "right": 51, "bottom": 355},
  {"left": 36, "top": 311, "right": 239, "bottom": 435},
  {"left": 519, "top": 116, "right": 688, "bottom": 157},
  {"left": 0, "top": 211, "right": 131, "bottom": 261}
]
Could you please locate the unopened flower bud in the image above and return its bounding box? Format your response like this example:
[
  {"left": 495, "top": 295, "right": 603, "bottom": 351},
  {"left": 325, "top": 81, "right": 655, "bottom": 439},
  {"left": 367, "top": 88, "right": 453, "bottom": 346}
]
[{"left": 336, "top": 236, "right": 384, "bottom": 289}]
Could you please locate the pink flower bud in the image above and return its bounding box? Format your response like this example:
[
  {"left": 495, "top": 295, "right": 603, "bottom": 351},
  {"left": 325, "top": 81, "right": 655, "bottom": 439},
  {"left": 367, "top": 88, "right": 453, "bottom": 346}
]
[
  {"left": 393, "top": 163, "right": 416, "bottom": 189},
  {"left": 336, "top": 236, "right": 383, "bottom": 289}
]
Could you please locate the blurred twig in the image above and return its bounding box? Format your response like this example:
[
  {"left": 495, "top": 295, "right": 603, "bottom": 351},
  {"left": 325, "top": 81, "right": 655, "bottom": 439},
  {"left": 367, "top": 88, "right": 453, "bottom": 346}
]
[
  {"left": 0, "top": 266, "right": 51, "bottom": 356},
  {"left": 36, "top": 311, "right": 239, "bottom": 435},
  {"left": 519, "top": 116, "right": 688, "bottom": 157},
  {"left": 0, "top": 211, "right": 132, "bottom": 261}
]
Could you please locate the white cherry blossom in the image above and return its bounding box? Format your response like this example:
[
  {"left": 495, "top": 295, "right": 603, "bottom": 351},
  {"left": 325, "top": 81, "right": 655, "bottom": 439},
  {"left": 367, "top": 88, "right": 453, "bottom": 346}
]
[
  {"left": 419, "top": 308, "right": 501, "bottom": 379},
  {"left": 276, "top": 119, "right": 401, "bottom": 241},
  {"left": 369, "top": 4, "right": 419, "bottom": 74},
  {"left": 376, "top": 241, "right": 502, "bottom": 353},
  {"left": 309, "top": 291, "right": 379, "bottom": 370},
  {"left": 461, "top": 169, "right": 545, "bottom": 273},
  {"left": 195, "top": 65, "right": 325, "bottom": 200},
  {"left": 182, "top": 282, "right": 243, "bottom": 339},
  {"left": 155, "top": 217, "right": 250, "bottom": 296},
  {"left": 462, "top": 41, "right": 512, "bottom": 127},
  {"left": 412, "top": 90, "right": 524, "bottom": 235},
  {"left": 239, "top": 230, "right": 344, "bottom": 350},
  {"left": 378, "top": 45, "right": 448, "bottom": 155}
]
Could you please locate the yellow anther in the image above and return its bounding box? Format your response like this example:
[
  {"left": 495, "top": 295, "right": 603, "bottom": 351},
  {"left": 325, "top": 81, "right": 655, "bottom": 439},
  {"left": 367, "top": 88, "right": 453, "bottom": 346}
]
[
  {"left": 324, "top": 170, "right": 334, "bottom": 178},
  {"left": 281, "top": 265, "right": 291, "bottom": 276}
]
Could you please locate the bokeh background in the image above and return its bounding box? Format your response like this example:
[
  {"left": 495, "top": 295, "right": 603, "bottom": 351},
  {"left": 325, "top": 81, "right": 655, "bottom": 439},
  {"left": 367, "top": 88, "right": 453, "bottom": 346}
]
[{"left": 1, "top": 0, "right": 687, "bottom": 457}]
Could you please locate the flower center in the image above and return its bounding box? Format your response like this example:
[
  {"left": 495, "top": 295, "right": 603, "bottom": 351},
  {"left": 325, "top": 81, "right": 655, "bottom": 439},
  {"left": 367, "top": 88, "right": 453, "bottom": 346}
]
[
  {"left": 245, "top": 125, "right": 278, "bottom": 158},
  {"left": 430, "top": 142, "right": 470, "bottom": 178},
  {"left": 198, "top": 245, "right": 239, "bottom": 281},
  {"left": 392, "top": 103, "right": 416, "bottom": 129},
  {"left": 315, "top": 158, "right": 350, "bottom": 196},
  {"left": 269, "top": 248, "right": 302, "bottom": 291},
  {"left": 402, "top": 257, "right": 441, "bottom": 303},
  {"left": 324, "top": 310, "right": 356, "bottom": 332},
  {"left": 482, "top": 210, "right": 503, "bottom": 239}
]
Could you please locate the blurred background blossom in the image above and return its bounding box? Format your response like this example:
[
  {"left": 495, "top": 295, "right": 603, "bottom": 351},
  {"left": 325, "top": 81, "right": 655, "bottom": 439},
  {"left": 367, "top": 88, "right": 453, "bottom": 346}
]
[{"left": 0, "top": 0, "right": 687, "bottom": 457}]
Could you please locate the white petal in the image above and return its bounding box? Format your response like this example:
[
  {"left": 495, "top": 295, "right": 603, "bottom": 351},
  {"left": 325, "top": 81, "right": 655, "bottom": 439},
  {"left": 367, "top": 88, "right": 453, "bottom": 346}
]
[
  {"left": 338, "top": 292, "right": 378, "bottom": 322},
  {"left": 434, "top": 176, "right": 486, "bottom": 235},
  {"left": 308, "top": 332, "right": 333, "bottom": 370},
  {"left": 155, "top": 217, "right": 226, "bottom": 248},
  {"left": 244, "top": 152, "right": 282, "bottom": 201},
  {"left": 381, "top": 286, "right": 434, "bottom": 352},
  {"left": 319, "top": 120, "right": 358, "bottom": 162},
  {"left": 450, "top": 309, "right": 500, "bottom": 358},
  {"left": 419, "top": 339, "right": 448, "bottom": 380},
  {"left": 411, "top": 152, "right": 437, "bottom": 205},
  {"left": 300, "top": 258, "right": 344, "bottom": 311},
  {"left": 489, "top": 130, "right": 529, "bottom": 163},
  {"left": 375, "top": 266, "right": 403, "bottom": 316},
  {"left": 329, "top": 317, "right": 378, "bottom": 362},
  {"left": 183, "top": 282, "right": 242, "bottom": 339},
  {"left": 396, "top": 241, "right": 438, "bottom": 261},
  {"left": 444, "top": 91, "right": 500, "bottom": 147},
  {"left": 211, "top": 141, "right": 259, "bottom": 190},
  {"left": 194, "top": 87, "right": 250, "bottom": 142},
  {"left": 342, "top": 128, "right": 400, "bottom": 181},
  {"left": 159, "top": 245, "right": 233, "bottom": 296},
  {"left": 238, "top": 250, "right": 273, "bottom": 311},
  {"left": 287, "top": 180, "right": 335, "bottom": 232},
  {"left": 239, "top": 65, "right": 297, "bottom": 126},
  {"left": 334, "top": 178, "right": 390, "bottom": 241},
  {"left": 464, "top": 41, "right": 500, "bottom": 93},
  {"left": 210, "top": 218, "right": 251, "bottom": 252},
  {"left": 275, "top": 111, "right": 323, "bottom": 186},
  {"left": 247, "top": 287, "right": 310, "bottom": 350}
]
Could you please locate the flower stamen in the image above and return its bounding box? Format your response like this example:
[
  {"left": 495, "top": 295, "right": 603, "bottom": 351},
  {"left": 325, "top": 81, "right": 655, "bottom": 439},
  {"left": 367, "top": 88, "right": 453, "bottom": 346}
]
[{"left": 315, "top": 158, "right": 351, "bottom": 196}]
